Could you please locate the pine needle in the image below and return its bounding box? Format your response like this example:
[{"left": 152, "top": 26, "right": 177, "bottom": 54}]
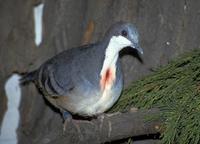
[{"left": 110, "top": 49, "right": 200, "bottom": 144}]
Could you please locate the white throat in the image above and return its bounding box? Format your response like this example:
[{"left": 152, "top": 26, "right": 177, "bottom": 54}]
[{"left": 100, "top": 35, "right": 132, "bottom": 76}]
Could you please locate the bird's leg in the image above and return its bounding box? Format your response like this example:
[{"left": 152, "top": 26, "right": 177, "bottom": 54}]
[{"left": 62, "top": 111, "right": 72, "bottom": 132}]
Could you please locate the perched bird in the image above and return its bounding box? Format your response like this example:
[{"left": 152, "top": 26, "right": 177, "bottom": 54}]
[{"left": 21, "top": 21, "right": 143, "bottom": 127}]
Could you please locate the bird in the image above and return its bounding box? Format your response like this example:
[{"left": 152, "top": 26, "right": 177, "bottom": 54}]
[{"left": 20, "top": 21, "right": 143, "bottom": 129}]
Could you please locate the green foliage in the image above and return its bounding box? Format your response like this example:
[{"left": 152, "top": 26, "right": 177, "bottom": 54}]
[{"left": 111, "top": 50, "right": 200, "bottom": 144}]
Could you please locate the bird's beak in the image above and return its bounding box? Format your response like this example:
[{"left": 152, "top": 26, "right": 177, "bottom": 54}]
[{"left": 130, "top": 42, "right": 144, "bottom": 54}]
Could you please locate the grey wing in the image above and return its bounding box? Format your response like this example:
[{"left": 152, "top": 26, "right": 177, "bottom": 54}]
[
  {"left": 37, "top": 53, "right": 75, "bottom": 97},
  {"left": 37, "top": 44, "right": 97, "bottom": 97}
]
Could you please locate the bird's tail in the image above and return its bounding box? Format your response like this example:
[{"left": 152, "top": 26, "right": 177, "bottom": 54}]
[{"left": 20, "top": 70, "right": 37, "bottom": 85}]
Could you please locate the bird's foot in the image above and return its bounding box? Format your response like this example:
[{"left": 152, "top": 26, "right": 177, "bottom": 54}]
[
  {"left": 62, "top": 111, "right": 83, "bottom": 140},
  {"left": 63, "top": 118, "right": 85, "bottom": 140}
]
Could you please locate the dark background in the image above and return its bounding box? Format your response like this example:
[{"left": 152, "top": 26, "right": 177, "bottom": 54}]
[{"left": 0, "top": 0, "right": 200, "bottom": 143}]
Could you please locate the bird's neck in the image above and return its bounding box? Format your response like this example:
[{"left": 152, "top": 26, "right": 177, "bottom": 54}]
[{"left": 100, "top": 37, "right": 121, "bottom": 90}]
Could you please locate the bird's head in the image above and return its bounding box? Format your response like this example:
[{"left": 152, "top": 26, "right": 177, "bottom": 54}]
[{"left": 103, "top": 21, "right": 143, "bottom": 55}]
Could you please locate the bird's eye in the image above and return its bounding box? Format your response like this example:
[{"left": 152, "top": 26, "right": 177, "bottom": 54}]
[{"left": 121, "top": 30, "right": 127, "bottom": 37}]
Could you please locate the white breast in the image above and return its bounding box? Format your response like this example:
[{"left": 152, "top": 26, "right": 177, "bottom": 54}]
[{"left": 81, "top": 87, "right": 122, "bottom": 116}]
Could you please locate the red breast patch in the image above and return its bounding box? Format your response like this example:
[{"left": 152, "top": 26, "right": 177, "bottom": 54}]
[{"left": 100, "top": 67, "right": 115, "bottom": 90}]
